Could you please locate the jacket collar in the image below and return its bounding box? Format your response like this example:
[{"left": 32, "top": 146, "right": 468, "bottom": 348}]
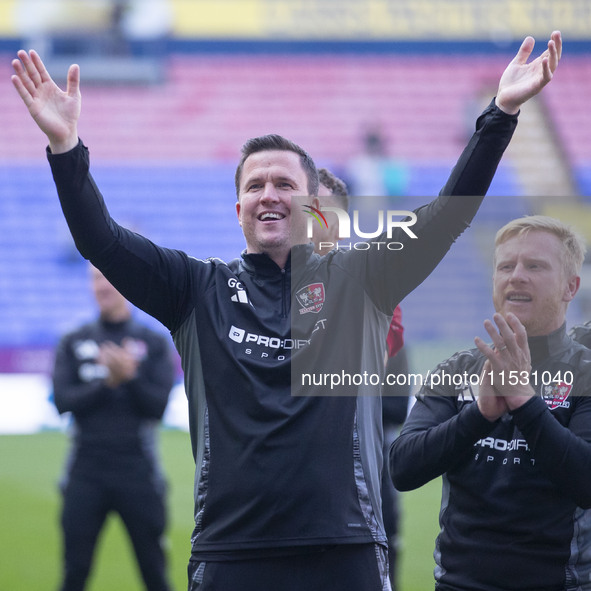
[
  {"left": 528, "top": 323, "right": 570, "bottom": 366},
  {"left": 240, "top": 243, "right": 316, "bottom": 278}
]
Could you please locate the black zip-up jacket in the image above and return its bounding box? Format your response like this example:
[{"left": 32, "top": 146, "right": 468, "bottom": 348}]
[
  {"left": 47, "top": 101, "right": 516, "bottom": 557},
  {"left": 390, "top": 325, "right": 591, "bottom": 591}
]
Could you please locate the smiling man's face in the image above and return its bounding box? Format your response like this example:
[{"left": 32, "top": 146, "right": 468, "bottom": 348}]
[{"left": 236, "top": 149, "right": 316, "bottom": 268}]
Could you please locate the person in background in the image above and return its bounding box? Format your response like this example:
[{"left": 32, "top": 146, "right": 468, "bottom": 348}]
[
  {"left": 315, "top": 167, "right": 411, "bottom": 590},
  {"left": 312, "top": 167, "right": 349, "bottom": 255},
  {"left": 380, "top": 306, "right": 410, "bottom": 591},
  {"left": 52, "top": 265, "right": 175, "bottom": 591},
  {"left": 391, "top": 215, "right": 591, "bottom": 591},
  {"left": 346, "top": 128, "right": 409, "bottom": 201}
]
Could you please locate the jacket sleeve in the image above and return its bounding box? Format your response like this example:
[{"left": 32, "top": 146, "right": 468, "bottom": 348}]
[
  {"left": 438, "top": 99, "right": 518, "bottom": 197},
  {"left": 390, "top": 394, "right": 496, "bottom": 491},
  {"left": 389, "top": 352, "right": 497, "bottom": 491},
  {"left": 511, "top": 396, "right": 591, "bottom": 508},
  {"left": 47, "top": 142, "right": 193, "bottom": 332},
  {"left": 125, "top": 331, "right": 176, "bottom": 420},
  {"left": 343, "top": 100, "right": 519, "bottom": 313}
]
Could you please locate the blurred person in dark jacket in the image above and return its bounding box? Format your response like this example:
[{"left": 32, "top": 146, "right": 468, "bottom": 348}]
[
  {"left": 53, "top": 265, "right": 175, "bottom": 591},
  {"left": 316, "top": 168, "right": 410, "bottom": 590}
]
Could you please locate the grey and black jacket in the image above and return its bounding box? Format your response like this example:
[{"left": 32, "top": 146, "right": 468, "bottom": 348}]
[{"left": 47, "top": 100, "right": 517, "bottom": 559}]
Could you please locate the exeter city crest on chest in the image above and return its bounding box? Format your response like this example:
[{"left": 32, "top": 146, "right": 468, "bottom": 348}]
[
  {"left": 296, "top": 283, "right": 325, "bottom": 315},
  {"left": 457, "top": 382, "right": 479, "bottom": 404},
  {"left": 541, "top": 381, "right": 572, "bottom": 410}
]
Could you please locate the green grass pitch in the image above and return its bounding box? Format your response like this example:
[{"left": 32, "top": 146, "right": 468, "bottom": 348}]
[{"left": 0, "top": 431, "right": 441, "bottom": 590}]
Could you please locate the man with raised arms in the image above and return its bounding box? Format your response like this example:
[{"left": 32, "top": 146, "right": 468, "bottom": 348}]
[{"left": 12, "top": 33, "right": 561, "bottom": 591}]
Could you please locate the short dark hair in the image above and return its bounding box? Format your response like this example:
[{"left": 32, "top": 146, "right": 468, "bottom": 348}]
[
  {"left": 234, "top": 134, "right": 319, "bottom": 198},
  {"left": 318, "top": 167, "right": 350, "bottom": 211}
]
